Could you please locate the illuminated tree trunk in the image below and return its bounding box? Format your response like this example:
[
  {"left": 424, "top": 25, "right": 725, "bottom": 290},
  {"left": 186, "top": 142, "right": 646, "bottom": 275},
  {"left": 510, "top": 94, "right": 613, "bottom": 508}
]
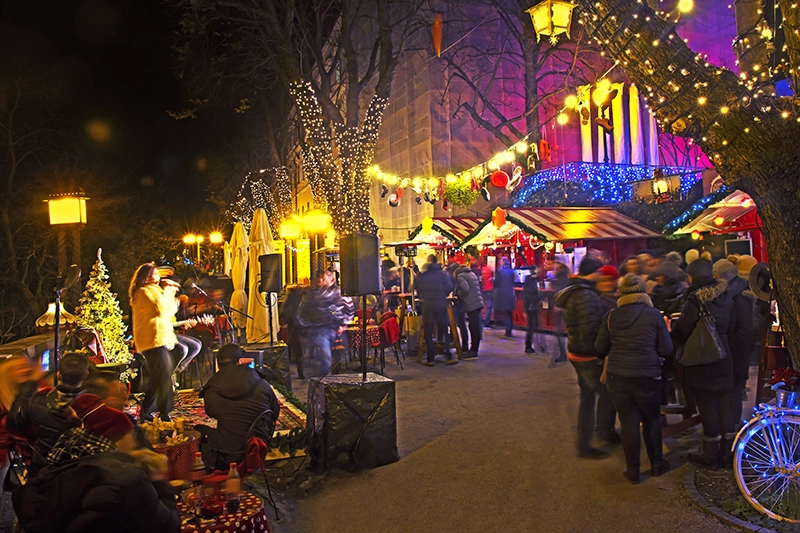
[{"left": 573, "top": 0, "right": 800, "bottom": 362}]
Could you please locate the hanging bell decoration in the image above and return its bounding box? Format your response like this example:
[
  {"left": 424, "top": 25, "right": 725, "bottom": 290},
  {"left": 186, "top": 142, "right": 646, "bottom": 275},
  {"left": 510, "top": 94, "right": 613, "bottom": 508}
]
[
  {"left": 480, "top": 187, "right": 490, "bottom": 201},
  {"left": 381, "top": 184, "right": 389, "bottom": 198},
  {"left": 442, "top": 198, "right": 449, "bottom": 211},
  {"left": 388, "top": 193, "right": 400, "bottom": 207},
  {"left": 416, "top": 196, "right": 422, "bottom": 204},
  {"left": 424, "top": 191, "right": 432, "bottom": 203}
]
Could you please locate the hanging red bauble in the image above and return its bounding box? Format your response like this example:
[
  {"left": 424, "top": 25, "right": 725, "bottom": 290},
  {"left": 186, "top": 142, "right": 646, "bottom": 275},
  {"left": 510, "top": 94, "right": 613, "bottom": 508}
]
[
  {"left": 396, "top": 187, "right": 404, "bottom": 198},
  {"left": 471, "top": 178, "right": 479, "bottom": 191},
  {"left": 388, "top": 193, "right": 400, "bottom": 207},
  {"left": 490, "top": 170, "right": 509, "bottom": 188}
]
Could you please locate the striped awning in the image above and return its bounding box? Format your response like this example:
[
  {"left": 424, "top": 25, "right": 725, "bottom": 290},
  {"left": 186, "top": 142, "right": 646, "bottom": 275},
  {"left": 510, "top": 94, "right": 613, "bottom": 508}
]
[
  {"left": 409, "top": 216, "right": 484, "bottom": 244},
  {"left": 462, "top": 207, "right": 660, "bottom": 246},
  {"left": 673, "top": 190, "right": 757, "bottom": 235}
]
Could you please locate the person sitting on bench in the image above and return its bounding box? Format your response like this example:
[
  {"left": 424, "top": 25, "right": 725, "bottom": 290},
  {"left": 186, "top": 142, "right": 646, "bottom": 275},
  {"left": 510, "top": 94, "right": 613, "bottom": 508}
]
[{"left": 196, "top": 344, "right": 280, "bottom": 470}]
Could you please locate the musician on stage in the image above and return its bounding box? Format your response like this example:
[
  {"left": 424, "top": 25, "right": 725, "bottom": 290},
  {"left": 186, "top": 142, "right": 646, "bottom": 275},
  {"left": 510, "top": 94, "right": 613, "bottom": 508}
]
[{"left": 129, "top": 263, "right": 180, "bottom": 422}]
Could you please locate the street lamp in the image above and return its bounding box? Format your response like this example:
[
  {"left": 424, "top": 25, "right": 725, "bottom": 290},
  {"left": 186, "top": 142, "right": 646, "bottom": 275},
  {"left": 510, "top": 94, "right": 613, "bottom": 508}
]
[
  {"left": 526, "top": 0, "right": 575, "bottom": 45},
  {"left": 45, "top": 191, "right": 88, "bottom": 275}
]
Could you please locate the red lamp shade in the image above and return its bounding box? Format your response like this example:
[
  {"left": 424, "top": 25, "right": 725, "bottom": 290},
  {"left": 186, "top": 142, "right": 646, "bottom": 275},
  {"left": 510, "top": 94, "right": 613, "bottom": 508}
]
[{"left": 490, "top": 170, "right": 509, "bottom": 188}]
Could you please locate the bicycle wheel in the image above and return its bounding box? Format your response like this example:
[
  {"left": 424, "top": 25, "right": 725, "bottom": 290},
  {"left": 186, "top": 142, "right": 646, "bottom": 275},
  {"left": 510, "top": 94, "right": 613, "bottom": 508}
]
[{"left": 734, "top": 413, "right": 800, "bottom": 522}]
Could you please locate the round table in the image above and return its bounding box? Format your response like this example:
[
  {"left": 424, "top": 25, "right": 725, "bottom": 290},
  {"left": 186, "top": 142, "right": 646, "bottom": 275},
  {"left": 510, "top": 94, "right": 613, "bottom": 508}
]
[
  {"left": 152, "top": 431, "right": 200, "bottom": 481},
  {"left": 344, "top": 325, "right": 380, "bottom": 349},
  {"left": 178, "top": 491, "right": 270, "bottom": 533}
]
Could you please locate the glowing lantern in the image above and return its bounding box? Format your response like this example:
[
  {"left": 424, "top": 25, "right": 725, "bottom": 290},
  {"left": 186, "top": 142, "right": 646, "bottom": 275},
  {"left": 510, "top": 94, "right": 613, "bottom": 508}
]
[
  {"left": 492, "top": 208, "right": 507, "bottom": 229},
  {"left": 691, "top": 230, "right": 701, "bottom": 240},
  {"left": 526, "top": 0, "right": 575, "bottom": 44},
  {"left": 280, "top": 220, "right": 302, "bottom": 240},
  {"left": 714, "top": 216, "right": 725, "bottom": 226},
  {"left": 490, "top": 170, "right": 510, "bottom": 188},
  {"left": 47, "top": 192, "right": 88, "bottom": 226}
]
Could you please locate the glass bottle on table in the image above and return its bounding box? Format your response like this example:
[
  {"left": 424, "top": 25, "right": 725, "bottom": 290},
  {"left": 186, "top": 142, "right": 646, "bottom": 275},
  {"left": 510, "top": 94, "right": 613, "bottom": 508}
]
[{"left": 225, "top": 463, "right": 241, "bottom": 513}]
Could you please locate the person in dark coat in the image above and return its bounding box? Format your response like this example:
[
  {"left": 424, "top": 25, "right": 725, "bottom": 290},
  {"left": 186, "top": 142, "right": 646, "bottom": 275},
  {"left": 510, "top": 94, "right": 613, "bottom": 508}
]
[
  {"left": 7, "top": 352, "right": 89, "bottom": 473},
  {"left": 493, "top": 257, "right": 516, "bottom": 336},
  {"left": 650, "top": 259, "right": 687, "bottom": 315},
  {"left": 455, "top": 264, "right": 484, "bottom": 359},
  {"left": 297, "top": 270, "right": 354, "bottom": 377},
  {"left": 413, "top": 255, "right": 457, "bottom": 366},
  {"left": 13, "top": 394, "right": 179, "bottom": 533},
  {"left": 713, "top": 259, "right": 755, "bottom": 432},
  {"left": 595, "top": 274, "right": 673, "bottom": 484},
  {"left": 447, "top": 263, "right": 469, "bottom": 358},
  {"left": 672, "top": 258, "right": 735, "bottom": 468},
  {"left": 555, "top": 257, "right": 617, "bottom": 458},
  {"left": 522, "top": 266, "right": 542, "bottom": 354},
  {"left": 196, "top": 344, "right": 280, "bottom": 470},
  {"left": 596, "top": 264, "right": 620, "bottom": 316}
]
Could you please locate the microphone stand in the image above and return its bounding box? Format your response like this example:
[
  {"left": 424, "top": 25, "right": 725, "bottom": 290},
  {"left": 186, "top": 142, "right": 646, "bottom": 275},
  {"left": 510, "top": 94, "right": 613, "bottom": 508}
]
[{"left": 193, "top": 285, "right": 252, "bottom": 345}]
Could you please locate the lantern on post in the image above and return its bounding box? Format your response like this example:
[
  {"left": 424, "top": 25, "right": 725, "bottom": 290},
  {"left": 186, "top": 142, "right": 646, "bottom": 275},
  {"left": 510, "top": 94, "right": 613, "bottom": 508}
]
[
  {"left": 526, "top": 0, "right": 575, "bottom": 45},
  {"left": 45, "top": 191, "right": 88, "bottom": 276}
]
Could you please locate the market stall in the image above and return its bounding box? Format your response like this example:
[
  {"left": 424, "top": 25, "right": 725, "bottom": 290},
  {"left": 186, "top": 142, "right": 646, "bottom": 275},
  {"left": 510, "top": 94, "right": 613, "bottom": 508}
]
[
  {"left": 665, "top": 189, "right": 767, "bottom": 262},
  {"left": 460, "top": 207, "right": 661, "bottom": 331}
]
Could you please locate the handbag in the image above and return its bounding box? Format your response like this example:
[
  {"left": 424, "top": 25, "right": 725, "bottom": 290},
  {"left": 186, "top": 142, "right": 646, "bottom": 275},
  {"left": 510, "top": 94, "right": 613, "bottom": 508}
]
[
  {"left": 676, "top": 302, "right": 726, "bottom": 367},
  {"left": 4, "top": 440, "right": 41, "bottom": 490}
]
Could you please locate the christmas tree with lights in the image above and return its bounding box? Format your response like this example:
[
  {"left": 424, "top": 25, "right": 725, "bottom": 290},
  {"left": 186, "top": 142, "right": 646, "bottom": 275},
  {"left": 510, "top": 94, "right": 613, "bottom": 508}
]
[{"left": 76, "top": 249, "right": 131, "bottom": 367}]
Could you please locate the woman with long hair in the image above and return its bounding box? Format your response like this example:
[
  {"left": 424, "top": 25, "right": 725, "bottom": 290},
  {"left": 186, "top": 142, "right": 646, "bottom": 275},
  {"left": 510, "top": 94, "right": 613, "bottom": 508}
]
[{"left": 129, "top": 263, "right": 180, "bottom": 422}]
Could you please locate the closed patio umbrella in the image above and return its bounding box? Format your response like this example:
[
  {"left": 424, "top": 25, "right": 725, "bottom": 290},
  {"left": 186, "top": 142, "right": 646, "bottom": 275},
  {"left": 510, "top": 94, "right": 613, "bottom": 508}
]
[
  {"left": 230, "top": 222, "right": 249, "bottom": 331},
  {"left": 247, "top": 209, "right": 278, "bottom": 343}
]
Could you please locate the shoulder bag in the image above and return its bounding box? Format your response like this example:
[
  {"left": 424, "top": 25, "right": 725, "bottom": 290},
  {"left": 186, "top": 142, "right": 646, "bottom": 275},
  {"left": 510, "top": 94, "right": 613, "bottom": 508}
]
[{"left": 676, "top": 302, "right": 726, "bottom": 367}]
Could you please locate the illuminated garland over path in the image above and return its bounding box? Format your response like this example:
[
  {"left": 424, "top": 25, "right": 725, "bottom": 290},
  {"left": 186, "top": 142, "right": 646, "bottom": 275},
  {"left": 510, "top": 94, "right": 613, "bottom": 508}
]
[
  {"left": 571, "top": 0, "right": 800, "bottom": 364},
  {"left": 289, "top": 80, "right": 384, "bottom": 235}
]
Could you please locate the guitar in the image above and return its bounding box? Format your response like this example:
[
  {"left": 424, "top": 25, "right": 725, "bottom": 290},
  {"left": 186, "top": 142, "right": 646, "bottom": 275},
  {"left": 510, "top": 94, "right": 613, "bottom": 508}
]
[{"left": 173, "top": 314, "right": 216, "bottom": 330}]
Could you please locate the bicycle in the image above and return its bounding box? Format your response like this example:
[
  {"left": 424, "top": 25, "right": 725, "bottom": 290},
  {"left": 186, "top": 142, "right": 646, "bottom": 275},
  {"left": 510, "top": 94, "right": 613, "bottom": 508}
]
[{"left": 733, "top": 382, "right": 800, "bottom": 522}]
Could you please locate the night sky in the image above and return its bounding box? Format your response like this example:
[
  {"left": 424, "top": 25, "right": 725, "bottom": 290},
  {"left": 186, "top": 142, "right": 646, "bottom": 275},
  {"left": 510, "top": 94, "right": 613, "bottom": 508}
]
[{"left": 0, "top": 0, "right": 214, "bottom": 218}]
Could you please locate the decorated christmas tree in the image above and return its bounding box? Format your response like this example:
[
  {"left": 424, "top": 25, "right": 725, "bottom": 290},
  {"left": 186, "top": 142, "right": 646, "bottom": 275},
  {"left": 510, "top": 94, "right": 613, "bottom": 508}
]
[{"left": 76, "top": 249, "right": 131, "bottom": 368}]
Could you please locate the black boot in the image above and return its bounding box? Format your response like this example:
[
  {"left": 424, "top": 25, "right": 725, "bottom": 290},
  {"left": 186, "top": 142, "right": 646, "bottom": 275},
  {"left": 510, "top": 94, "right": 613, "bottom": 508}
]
[
  {"left": 689, "top": 436, "right": 721, "bottom": 469},
  {"left": 719, "top": 433, "right": 736, "bottom": 468}
]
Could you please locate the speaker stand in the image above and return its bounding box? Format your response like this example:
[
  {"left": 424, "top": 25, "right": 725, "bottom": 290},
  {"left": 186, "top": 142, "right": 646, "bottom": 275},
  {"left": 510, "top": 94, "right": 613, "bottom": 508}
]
[
  {"left": 360, "top": 295, "right": 368, "bottom": 381},
  {"left": 267, "top": 291, "right": 275, "bottom": 346}
]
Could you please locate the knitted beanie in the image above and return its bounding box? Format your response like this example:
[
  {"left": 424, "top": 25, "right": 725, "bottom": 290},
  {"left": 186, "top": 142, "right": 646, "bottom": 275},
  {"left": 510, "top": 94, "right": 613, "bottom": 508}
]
[
  {"left": 685, "top": 249, "right": 700, "bottom": 264},
  {"left": 713, "top": 259, "right": 738, "bottom": 281},
  {"left": 598, "top": 264, "right": 619, "bottom": 278},
  {"left": 71, "top": 394, "right": 134, "bottom": 442},
  {"left": 618, "top": 273, "right": 646, "bottom": 294},
  {"left": 578, "top": 257, "right": 601, "bottom": 276},
  {"left": 737, "top": 255, "right": 758, "bottom": 279},
  {"left": 687, "top": 258, "right": 713, "bottom": 281}
]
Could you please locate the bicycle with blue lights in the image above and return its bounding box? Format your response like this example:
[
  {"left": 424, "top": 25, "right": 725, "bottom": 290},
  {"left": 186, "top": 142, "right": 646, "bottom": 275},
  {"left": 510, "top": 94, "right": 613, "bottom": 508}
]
[{"left": 734, "top": 382, "right": 800, "bottom": 522}]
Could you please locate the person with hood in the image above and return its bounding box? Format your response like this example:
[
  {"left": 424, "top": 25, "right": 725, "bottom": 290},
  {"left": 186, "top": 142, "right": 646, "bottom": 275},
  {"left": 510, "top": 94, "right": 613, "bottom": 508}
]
[
  {"left": 650, "top": 256, "right": 688, "bottom": 315},
  {"left": 596, "top": 264, "right": 620, "bottom": 316},
  {"left": 7, "top": 352, "right": 89, "bottom": 473},
  {"left": 522, "top": 266, "right": 543, "bottom": 354},
  {"left": 13, "top": 394, "right": 179, "bottom": 533},
  {"left": 297, "top": 270, "right": 355, "bottom": 377},
  {"left": 455, "top": 264, "right": 484, "bottom": 359},
  {"left": 196, "top": 344, "right": 280, "bottom": 470},
  {"left": 595, "top": 275, "right": 674, "bottom": 484},
  {"left": 672, "top": 258, "right": 735, "bottom": 468},
  {"left": 493, "top": 257, "right": 516, "bottom": 337},
  {"left": 414, "top": 255, "right": 457, "bottom": 366},
  {"left": 713, "top": 258, "right": 754, "bottom": 432},
  {"left": 555, "top": 257, "right": 618, "bottom": 458}
]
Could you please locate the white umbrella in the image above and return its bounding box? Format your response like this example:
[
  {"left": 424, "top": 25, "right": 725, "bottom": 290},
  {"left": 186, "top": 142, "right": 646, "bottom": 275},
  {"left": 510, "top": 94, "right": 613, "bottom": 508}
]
[
  {"left": 229, "top": 222, "right": 249, "bottom": 330},
  {"left": 247, "top": 209, "right": 278, "bottom": 343},
  {"left": 223, "top": 240, "right": 232, "bottom": 276}
]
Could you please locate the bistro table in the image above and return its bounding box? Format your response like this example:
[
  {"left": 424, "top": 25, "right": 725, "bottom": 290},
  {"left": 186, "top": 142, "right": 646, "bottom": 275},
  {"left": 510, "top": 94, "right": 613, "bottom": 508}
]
[
  {"left": 178, "top": 491, "right": 270, "bottom": 533},
  {"left": 152, "top": 430, "right": 200, "bottom": 481}
]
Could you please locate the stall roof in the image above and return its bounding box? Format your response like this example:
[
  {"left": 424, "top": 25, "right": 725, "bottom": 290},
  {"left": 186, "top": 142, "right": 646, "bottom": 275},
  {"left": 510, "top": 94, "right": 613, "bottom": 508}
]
[
  {"left": 671, "top": 190, "right": 757, "bottom": 236},
  {"left": 461, "top": 207, "right": 661, "bottom": 246},
  {"left": 408, "top": 216, "right": 484, "bottom": 244}
]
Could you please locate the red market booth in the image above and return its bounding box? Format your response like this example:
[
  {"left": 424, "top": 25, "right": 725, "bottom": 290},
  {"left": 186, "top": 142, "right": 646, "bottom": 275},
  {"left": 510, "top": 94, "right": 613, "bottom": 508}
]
[
  {"left": 668, "top": 190, "right": 767, "bottom": 262},
  {"left": 460, "top": 207, "right": 661, "bottom": 331}
]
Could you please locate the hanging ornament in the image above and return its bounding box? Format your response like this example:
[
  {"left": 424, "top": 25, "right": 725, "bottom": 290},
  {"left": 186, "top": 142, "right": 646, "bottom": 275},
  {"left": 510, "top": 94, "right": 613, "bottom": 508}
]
[
  {"left": 381, "top": 184, "right": 389, "bottom": 198},
  {"left": 424, "top": 190, "right": 432, "bottom": 203},
  {"left": 471, "top": 178, "right": 479, "bottom": 191},
  {"left": 492, "top": 207, "right": 507, "bottom": 229},
  {"left": 480, "top": 187, "right": 490, "bottom": 201},
  {"left": 388, "top": 193, "right": 400, "bottom": 207},
  {"left": 507, "top": 164, "right": 524, "bottom": 191},
  {"left": 416, "top": 196, "right": 422, "bottom": 204},
  {"left": 396, "top": 187, "right": 404, "bottom": 198},
  {"left": 443, "top": 198, "right": 449, "bottom": 211},
  {"left": 432, "top": 13, "right": 443, "bottom": 57},
  {"left": 490, "top": 170, "right": 509, "bottom": 188},
  {"left": 439, "top": 182, "right": 446, "bottom": 197}
]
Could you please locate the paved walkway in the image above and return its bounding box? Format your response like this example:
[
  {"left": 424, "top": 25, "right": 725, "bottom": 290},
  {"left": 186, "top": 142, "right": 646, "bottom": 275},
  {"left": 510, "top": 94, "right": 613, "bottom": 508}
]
[{"left": 278, "top": 328, "right": 739, "bottom": 533}]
